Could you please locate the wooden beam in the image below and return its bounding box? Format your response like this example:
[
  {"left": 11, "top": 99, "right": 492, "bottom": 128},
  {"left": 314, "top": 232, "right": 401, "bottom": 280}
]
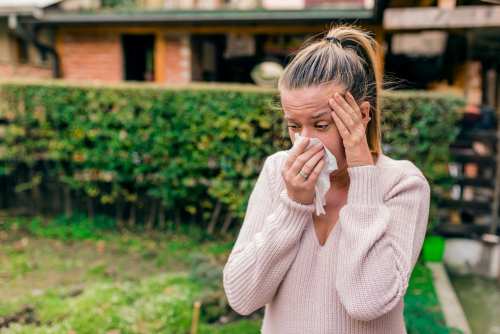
[
  {"left": 154, "top": 31, "right": 165, "bottom": 83},
  {"left": 59, "top": 26, "right": 165, "bottom": 35},
  {"left": 58, "top": 23, "right": 384, "bottom": 36},
  {"left": 55, "top": 28, "right": 64, "bottom": 78},
  {"left": 417, "top": 0, "right": 436, "bottom": 6}
]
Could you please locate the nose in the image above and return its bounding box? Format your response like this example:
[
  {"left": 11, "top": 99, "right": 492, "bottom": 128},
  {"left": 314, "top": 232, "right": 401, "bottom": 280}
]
[{"left": 300, "top": 127, "right": 312, "bottom": 138}]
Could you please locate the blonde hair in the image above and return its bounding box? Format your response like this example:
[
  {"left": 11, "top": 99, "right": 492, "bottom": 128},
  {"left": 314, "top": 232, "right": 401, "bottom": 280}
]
[{"left": 278, "top": 24, "right": 383, "bottom": 154}]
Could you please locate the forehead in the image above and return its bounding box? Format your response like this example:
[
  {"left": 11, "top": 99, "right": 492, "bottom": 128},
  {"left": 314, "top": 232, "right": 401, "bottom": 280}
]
[{"left": 281, "top": 85, "right": 342, "bottom": 116}]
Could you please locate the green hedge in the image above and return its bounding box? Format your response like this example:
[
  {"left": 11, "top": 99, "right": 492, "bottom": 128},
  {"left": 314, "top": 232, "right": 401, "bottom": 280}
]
[{"left": 0, "top": 81, "right": 464, "bottom": 233}]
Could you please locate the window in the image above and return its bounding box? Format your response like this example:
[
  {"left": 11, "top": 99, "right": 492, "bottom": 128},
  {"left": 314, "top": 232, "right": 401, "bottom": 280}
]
[{"left": 122, "top": 34, "right": 155, "bottom": 81}]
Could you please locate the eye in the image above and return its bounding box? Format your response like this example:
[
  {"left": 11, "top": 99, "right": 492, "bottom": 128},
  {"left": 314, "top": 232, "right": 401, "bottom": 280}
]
[
  {"left": 287, "top": 124, "right": 299, "bottom": 130},
  {"left": 315, "top": 124, "right": 329, "bottom": 131}
]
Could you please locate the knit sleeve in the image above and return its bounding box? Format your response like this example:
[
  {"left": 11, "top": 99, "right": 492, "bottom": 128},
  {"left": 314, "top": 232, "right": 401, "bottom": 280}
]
[
  {"left": 223, "top": 155, "right": 316, "bottom": 316},
  {"left": 335, "top": 165, "right": 431, "bottom": 322}
]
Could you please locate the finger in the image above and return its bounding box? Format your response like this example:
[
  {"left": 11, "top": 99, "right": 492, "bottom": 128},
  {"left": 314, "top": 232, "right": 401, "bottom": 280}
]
[
  {"left": 344, "top": 91, "right": 363, "bottom": 124},
  {"left": 282, "top": 137, "right": 310, "bottom": 171},
  {"left": 331, "top": 110, "right": 350, "bottom": 140},
  {"left": 289, "top": 142, "right": 324, "bottom": 176},
  {"left": 330, "top": 98, "right": 355, "bottom": 134},
  {"left": 330, "top": 94, "right": 357, "bottom": 133},
  {"left": 293, "top": 148, "right": 325, "bottom": 181},
  {"left": 334, "top": 92, "right": 360, "bottom": 123},
  {"left": 305, "top": 156, "right": 326, "bottom": 186}
]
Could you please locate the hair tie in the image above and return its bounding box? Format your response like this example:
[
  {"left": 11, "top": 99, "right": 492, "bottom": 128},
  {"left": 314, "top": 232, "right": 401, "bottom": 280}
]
[{"left": 324, "top": 36, "right": 341, "bottom": 45}]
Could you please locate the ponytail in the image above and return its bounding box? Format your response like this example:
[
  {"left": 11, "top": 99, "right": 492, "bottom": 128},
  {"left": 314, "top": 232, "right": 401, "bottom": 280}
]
[{"left": 278, "top": 24, "right": 383, "bottom": 154}]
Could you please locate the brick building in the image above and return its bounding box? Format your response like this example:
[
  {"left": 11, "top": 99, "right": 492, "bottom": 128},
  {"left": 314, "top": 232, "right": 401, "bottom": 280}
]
[
  {"left": 4, "top": 0, "right": 382, "bottom": 85},
  {"left": 0, "top": 0, "right": 60, "bottom": 80}
]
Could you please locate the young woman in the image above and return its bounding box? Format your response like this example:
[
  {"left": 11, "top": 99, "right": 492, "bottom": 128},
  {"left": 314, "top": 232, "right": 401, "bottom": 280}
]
[{"left": 223, "top": 24, "right": 431, "bottom": 333}]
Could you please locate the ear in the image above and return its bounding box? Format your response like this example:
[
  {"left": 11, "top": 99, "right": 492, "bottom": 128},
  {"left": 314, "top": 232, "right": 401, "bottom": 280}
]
[{"left": 359, "top": 102, "right": 371, "bottom": 129}]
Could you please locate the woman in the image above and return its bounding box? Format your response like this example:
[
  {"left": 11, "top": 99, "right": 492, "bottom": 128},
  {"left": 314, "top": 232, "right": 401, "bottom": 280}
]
[{"left": 223, "top": 24, "right": 431, "bottom": 334}]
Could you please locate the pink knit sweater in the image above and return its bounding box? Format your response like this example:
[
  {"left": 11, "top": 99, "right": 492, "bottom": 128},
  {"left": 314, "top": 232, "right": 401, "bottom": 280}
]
[{"left": 223, "top": 151, "right": 431, "bottom": 334}]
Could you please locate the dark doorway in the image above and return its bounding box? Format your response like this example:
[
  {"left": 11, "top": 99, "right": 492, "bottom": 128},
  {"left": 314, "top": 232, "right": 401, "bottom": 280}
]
[{"left": 122, "top": 34, "right": 155, "bottom": 81}]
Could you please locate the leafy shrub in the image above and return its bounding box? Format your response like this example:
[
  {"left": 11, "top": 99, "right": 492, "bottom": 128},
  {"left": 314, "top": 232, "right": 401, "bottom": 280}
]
[
  {"left": 380, "top": 91, "right": 464, "bottom": 231},
  {"left": 0, "top": 81, "right": 463, "bottom": 233}
]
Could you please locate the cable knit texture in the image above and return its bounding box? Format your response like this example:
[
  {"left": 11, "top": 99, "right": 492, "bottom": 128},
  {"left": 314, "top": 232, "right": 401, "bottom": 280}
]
[{"left": 223, "top": 151, "right": 431, "bottom": 334}]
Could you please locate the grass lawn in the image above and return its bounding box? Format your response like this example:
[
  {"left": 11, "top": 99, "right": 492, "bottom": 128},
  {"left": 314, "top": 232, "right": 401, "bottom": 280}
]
[
  {"left": 0, "top": 213, "right": 461, "bottom": 333},
  {"left": 404, "top": 261, "right": 463, "bottom": 334}
]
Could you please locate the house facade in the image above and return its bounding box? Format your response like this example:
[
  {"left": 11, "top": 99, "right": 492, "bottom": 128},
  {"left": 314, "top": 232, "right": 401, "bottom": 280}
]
[{"left": 2, "top": 0, "right": 382, "bottom": 84}]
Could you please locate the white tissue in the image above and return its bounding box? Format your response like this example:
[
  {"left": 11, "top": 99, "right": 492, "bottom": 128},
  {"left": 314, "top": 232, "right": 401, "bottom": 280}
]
[{"left": 286, "top": 133, "right": 338, "bottom": 215}]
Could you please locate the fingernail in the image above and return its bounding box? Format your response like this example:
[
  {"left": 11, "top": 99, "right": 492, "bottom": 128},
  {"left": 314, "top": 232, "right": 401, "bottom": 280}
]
[
  {"left": 316, "top": 143, "right": 323, "bottom": 149},
  {"left": 334, "top": 93, "right": 341, "bottom": 99},
  {"left": 346, "top": 92, "right": 352, "bottom": 99},
  {"left": 331, "top": 99, "right": 337, "bottom": 105}
]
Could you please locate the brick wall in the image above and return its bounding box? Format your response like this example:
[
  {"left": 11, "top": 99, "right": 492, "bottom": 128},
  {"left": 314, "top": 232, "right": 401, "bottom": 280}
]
[
  {"left": 61, "top": 33, "right": 123, "bottom": 82},
  {"left": 0, "top": 61, "right": 53, "bottom": 79},
  {"left": 59, "top": 31, "right": 192, "bottom": 84},
  {"left": 164, "top": 35, "right": 191, "bottom": 84}
]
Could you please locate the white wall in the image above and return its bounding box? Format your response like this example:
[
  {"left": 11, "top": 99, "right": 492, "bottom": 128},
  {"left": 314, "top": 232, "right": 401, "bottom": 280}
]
[
  {"left": 443, "top": 238, "right": 500, "bottom": 278},
  {"left": 262, "top": 0, "right": 305, "bottom": 9}
]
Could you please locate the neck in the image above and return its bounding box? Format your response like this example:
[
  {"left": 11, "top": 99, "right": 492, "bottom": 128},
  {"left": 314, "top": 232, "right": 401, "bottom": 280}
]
[
  {"left": 329, "top": 153, "right": 380, "bottom": 190},
  {"left": 329, "top": 166, "right": 350, "bottom": 190}
]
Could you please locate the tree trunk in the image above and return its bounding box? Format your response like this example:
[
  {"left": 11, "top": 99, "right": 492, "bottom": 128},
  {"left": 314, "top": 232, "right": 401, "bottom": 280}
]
[
  {"left": 128, "top": 203, "right": 136, "bottom": 229},
  {"left": 87, "top": 195, "right": 94, "bottom": 223},
  {"left": 206, "top": 199, "right": 222, "bottom": 235},
  {"left": 158, "top": 202, "right": 166, "bottom": 230},
  {"left": 64, "top": 184, "right": 72, "bottom": 218},
  {"left": 29, "top": 168, "right": 42, "bottom": 217},
  {"left": 174, "top": 209, "right": 181, "bottom": 232},
  {"left": 5, "top": 175, "right": 14, "bottom": 207},
  {"left": 189, "top": 212, "right": 196, "bottom": 228},
  {"left": 220, "top": 210, "right": 232, "bottom": 235},
  {"left": 116, "top": 194, "right": 125, "bottom": 230},
  {"left": 16, "top": 170, "right": 30, "bottom": 210},
  {"left": 146, "top": 197, "right": 158, "bottom": 232}
]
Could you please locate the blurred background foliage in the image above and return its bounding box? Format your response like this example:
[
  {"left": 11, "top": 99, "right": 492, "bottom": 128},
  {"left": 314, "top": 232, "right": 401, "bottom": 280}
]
[{"left": 0, "top": 81, "right": 464, "bottom": 235}]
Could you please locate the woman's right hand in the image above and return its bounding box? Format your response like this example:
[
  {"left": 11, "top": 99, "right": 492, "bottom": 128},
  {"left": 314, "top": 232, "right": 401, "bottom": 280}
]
[{"left": 281, "top": 138, "right": 326, "bottom": 205}]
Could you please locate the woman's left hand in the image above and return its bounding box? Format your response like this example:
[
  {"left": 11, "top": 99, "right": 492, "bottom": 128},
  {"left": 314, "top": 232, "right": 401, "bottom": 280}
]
[{"left": 329, "top": 92, "right": 375, "bottom": 168}]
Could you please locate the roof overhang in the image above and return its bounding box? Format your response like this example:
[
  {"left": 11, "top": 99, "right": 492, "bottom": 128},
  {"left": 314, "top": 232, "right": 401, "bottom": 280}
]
[
  {"left": 0, "top": 0, "right": 62, "bottom": 17},
  {"left": 19, "top": 8, "right": 375, "bottom": 26},
  {"left": 383, "top": 5, "right": 500, "bottom": 30}
]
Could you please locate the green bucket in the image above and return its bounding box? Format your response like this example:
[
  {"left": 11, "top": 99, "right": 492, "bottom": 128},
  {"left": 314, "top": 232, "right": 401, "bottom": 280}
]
[{"left": 422, "top": 235, "right": 446, "bottom": 262}]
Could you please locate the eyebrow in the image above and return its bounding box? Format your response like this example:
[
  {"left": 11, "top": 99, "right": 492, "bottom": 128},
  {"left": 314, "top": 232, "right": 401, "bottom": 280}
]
[{"left": 284, "top": 111, "right": 328, "bottom": 121}]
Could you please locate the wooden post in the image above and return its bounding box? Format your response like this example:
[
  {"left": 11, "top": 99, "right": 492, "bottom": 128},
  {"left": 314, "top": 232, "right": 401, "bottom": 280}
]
[
  {"left": 490, "top": 124, "right": 500, "bottom": 236},
  {"left": 496, "top": 66, "right": 500, "bottom": 288},
  {"left": 496, "top": 69, "right": 500, "bottom": 288},
  {"left": 190, "top": 301, "right": 201, "bottom": 334}
]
